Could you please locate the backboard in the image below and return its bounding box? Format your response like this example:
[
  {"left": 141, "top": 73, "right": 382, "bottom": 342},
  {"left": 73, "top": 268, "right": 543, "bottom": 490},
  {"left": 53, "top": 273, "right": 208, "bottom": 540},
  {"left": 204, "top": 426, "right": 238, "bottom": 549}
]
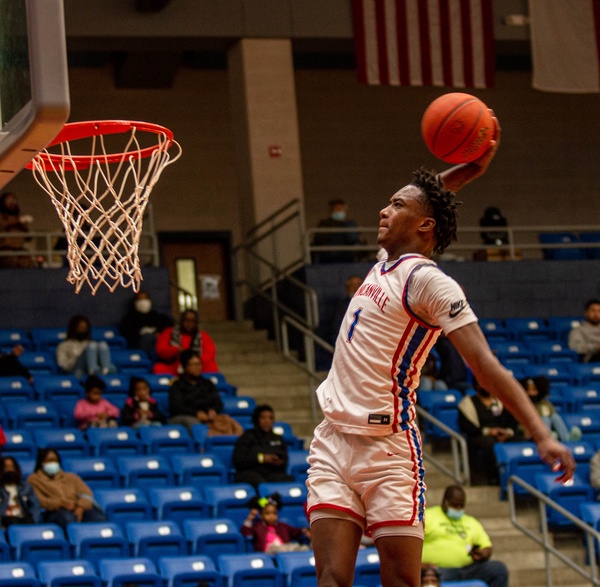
[{"left": 0, "top": 0, "right": 70, "bottom": 190}]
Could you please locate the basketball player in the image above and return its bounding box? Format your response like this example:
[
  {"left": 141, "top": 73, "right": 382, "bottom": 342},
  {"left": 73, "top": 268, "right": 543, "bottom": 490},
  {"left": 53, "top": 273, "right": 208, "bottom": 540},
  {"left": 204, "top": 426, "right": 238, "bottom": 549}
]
[{"left": 306, "top": 117, "right": 575, "bottom": 587}]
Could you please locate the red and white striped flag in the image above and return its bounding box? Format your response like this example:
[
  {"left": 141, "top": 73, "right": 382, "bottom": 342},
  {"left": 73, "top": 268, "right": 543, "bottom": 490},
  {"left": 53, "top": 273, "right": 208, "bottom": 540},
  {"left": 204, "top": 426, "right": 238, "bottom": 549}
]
[
  {"left": 529, "top": 0, "right": 600, "bottom": 93},
  {"left": 352, "top": 0, "right": 495, "bottom": 88}
]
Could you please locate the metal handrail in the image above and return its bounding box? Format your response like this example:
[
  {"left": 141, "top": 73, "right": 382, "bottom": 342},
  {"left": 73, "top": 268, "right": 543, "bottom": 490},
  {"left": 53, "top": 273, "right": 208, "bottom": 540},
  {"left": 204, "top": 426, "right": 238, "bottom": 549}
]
[{"left": 507, "top": 475, "right": 600, "bottom": 586}]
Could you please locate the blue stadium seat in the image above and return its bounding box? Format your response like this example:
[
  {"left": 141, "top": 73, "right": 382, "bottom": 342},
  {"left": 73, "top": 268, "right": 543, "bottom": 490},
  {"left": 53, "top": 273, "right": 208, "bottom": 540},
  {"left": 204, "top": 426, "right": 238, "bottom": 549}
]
[
  {"left": 7, "top": 523, "right": 70, "bottom": 563},
  {"left": 37, "top": 559, "right": 101, "bottom": 587},
  {"left": 0, "top": 403, "right": 8, "bottom": 428},
  {"left": 563, "top": 440, "right": 595, "bottom": 482},
  {"left": 217, "top": 553, "right": 284, "bottom": 587},
  {"left": 94, "top": 489, "right": 153, "bottom": 524},
  {"left": 147, "top": 486, "right": 209, "bottom": 524},
  {"left": 170, "top": 453, "right": 228, "bottom": 487},
  {"left": 98, "top": 374, "right": 131, "bottom": 394},
  {"left": 53, "top": 399, "right": 79, "bottom": 428},
  {"left": 5, "top": 401, "right": 60, "bottom": 428},
  {"left": 221, "top": 397, "right": 256, "bottom": 429},
  {"left": 66, "top": 522, "right": 129, "bottom": 566},
  {"left": 546, "top": 316, "right": 582, "bottom": 343},
  {"left": 116, "top": 455, "right": 174, "bottom": 488},
  {"left": 353, "top": 547, "right": 381, "bottom": 587},
  {"left": 158, "top": 555, "right": 224, "bottom": 587},
  {"left": 257, "top": 482, "right": 308, "bottom": 524},
  {"left": 564, "top": 412, "right": 600, "bottom": 442},
  {"left": 29, "top": 328, "right": 66, "bottom": 352},
  {"left": 190, "top": 424, "right": 210, "bottom": 452},
  {"left": 0, "top": 561, "right": 39, "bottom": 586},
  {"left": 86, "top": 427, "right": 143, "bottom": 456},
  {"left": 286, "top": 450, "right": 310, "bottom": 483},
  {"left": 504, "top": 318, "right": 552, "bottom": 342},
  {"left": 143, "top": 373, "right": 175, "bottom": 392},
  {"left": 18, "top": 351, "right": 57, "bottom": 374},
  {"left": 111, "top": 349, "right": 152, "bottom": 374},
  {"left": 33, "top": 374, "right": 83, "bottom": 402},
  {"left": 125, "top": 520, "right": 187, "bottom": 562},
  {"left": 272, "top": 421, "right": 304, "bottom": 450},
  {"left": 569, "top": 363, "right": 600, "bottom": 386},
  {"left": 0, "top": 535, "right": 11, "bottom": 564},
  {"left": 535, "top": 472, "right": 594, "bottom": 529},
  {"left": 580, "top": 232, "right": 600, "bottom": 260},
  {"left": 539, "top": 232, "right": 585, "bottom": 261},
  {"left": 491, "top": 341, "right": 535, "bottom": 367},
  {"left": 62, "top": 456, "right": 120, "bottom": 490},
  {"left": 0, "top": 377, "right": 34, "bottom": 401},
  {"left": 563, "top": 385, "right": 600, "bottom": 412},
  {"left": 138, "top": 425, "right": 194, "bottom": 455},
  {"left": 183, "top": 518, "right": 247, "bottom": 560},
  {"left": 494, "top": 442, "right": 546, "bottom": 499},
  {"left": 477, "top": 319, "right": 511, "bottom": 343},
  {"left": 203, "top": 436, "right": 238, "bottom": 476},
  {"left": 90, "top": 327, "right": 127, "bottom": 349},
  {"left": 579, "top": 501, "right": 600, "bottom": 559},
  {"left": 203, "top": 372, "right": 237, "bottom": 396},
  {"left": 3, "top": 429, "right": 37, "bottom": 459},
  {"left": 202, "top": 484, "right": 256, "bottom": 527},
  {"left": 523, "top": 364, "right": 573, "bottom": 386},
  {"left": 526, "top": 341, "right": 579, "bottom": 364},
  {"left": 0, "top": 328, "right": 31, "bottom": 350},
  {"left": 274, "top": 551, "right": 316, "bottom": 587},
  {"left": 33, "top": 428, "right": 89, "bottom": 457},
  {"left": 98, "top": 557, "right": 162, "bottom": 587},
  {"left": 418, "top": 389, "right": 462, "bottom": 439}
]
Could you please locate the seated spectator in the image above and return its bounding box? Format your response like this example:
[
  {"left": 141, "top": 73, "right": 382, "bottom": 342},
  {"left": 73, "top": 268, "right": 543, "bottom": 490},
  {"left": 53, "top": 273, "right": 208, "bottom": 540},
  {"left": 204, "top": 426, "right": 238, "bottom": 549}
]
[
  {"left": 420, "top": 565, "right": 441, "bottom": 587},
  {"left": 153, "top": 309, "right": 218, "bottom": 376},
  {"left": 458, "top": 378, "right": 524, "bottom": 485},
  {"left": 0, "top": 191, "right": 33, "bottom": 268},
  {"left": 120, "top": 376, "right": 166, "bottom": 428},
  {"left": 0, "top": 344, "right": 32, "bottom": 384},
  {"left": 568, "top": 299, "right": 600, "bottom": 362},
  {"left": 74, "top": 375, "right": 120, "bottom": 430},
  {"left": 28, "top": 448, "right": 107, "bottom": 531},
  {"left": 312, "top": 198, "right": 364, "bottom": 264},
  {"left": 417, "top": 354, "right": 448, "bottom": 392},
  {"left": 519, "top": 376, "right": 581, "bottom": 442},
  {"left": 233, "top": 404, "right": 294, "bottom": 489},
  {"left": 168, "top": 349, "right": 242, "bottom": 436},
  {"left": 479, "top": 206, "right": 509, "bottom": 246},
  {"left": 118, "top": 290, "right": 172, "bottom": 358},
  {"left": 241, "top": 493, "right": 311, "bottom": 553},
  {"left": 0, "top": 456, "right": 41, "bottom": 528},
  {"left": 56, "top": 315, "right": 116, "bottom": 379},
  {"left": 434, "top": 333, "right": 470, "bottom": 393},
  {"left": 422, "top": 484, "right": 509, "bottom": 587}
]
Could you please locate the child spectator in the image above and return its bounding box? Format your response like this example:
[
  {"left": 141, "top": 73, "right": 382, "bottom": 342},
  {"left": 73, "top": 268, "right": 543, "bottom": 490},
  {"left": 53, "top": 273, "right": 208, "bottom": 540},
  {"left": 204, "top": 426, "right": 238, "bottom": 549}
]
[
  {"left": 74, "top": 375, "right": 119, "bottom": 430},
  {"left": 0, "top": 456, "right": 41, "bottom": 527},
  {"left": 519, "top": 376, "right": 581, "bottom": 442},
  {"left": 241, "top": 493, "right": 311, "bottom": 553},
  {"left": 120, "top": 376, "right": 166, "bottom": 428}
]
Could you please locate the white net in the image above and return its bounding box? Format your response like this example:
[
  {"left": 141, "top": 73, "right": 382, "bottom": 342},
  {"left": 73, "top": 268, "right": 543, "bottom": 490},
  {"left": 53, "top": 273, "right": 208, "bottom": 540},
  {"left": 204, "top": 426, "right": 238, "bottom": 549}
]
[{"left": 29, "top": 124, "right": 182, "bottom": 294}]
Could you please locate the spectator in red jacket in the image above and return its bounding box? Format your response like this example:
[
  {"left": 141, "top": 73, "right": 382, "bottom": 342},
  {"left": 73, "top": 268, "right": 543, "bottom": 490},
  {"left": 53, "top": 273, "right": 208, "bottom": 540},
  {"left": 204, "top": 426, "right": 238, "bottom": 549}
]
[{"left": 152, "top": 309, "right": 218, "bottom": 376}]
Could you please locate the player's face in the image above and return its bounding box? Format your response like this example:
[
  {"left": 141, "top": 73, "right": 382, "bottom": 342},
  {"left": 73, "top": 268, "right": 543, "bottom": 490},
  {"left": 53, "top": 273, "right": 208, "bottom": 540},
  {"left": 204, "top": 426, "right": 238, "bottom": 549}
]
[
  {"left": 586, "top": 303, "right": 600, "bottom": 326},
  {"left": 378, "top": 185, "right": 432, "bottom": 258}
]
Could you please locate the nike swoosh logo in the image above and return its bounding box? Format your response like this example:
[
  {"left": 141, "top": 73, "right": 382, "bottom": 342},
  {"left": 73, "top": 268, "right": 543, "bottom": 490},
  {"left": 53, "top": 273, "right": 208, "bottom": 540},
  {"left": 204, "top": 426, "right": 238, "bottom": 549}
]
[{"left": 449, "top": 301, "right": 467, "bottom": 318}]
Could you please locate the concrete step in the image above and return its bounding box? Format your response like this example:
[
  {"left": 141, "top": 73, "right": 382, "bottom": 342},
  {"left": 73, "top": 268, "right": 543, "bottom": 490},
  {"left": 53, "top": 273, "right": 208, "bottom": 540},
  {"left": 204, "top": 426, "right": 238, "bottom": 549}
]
[{"left": 223, "top": 371, "right": 309, "bottom": 388}]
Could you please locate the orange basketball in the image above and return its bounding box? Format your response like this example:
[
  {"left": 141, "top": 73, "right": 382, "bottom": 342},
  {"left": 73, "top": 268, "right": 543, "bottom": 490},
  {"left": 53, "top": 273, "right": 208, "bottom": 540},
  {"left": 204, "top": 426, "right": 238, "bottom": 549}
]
[{"left": 421, "top": 93, "right": 495, "bottom": 164}]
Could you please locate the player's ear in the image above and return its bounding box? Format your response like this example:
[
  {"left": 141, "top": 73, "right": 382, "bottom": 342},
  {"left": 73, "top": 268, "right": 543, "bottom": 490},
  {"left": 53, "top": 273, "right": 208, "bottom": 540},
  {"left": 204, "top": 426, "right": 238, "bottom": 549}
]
[{"left": 418, "top": 217, "right": 436, "bottom": 233}]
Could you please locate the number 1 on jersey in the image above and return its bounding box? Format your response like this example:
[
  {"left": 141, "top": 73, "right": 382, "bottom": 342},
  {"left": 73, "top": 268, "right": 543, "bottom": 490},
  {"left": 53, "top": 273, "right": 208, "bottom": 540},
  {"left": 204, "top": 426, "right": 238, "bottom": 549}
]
[{"left": 347, "top": 307, "right": 362, "bottom": 342}]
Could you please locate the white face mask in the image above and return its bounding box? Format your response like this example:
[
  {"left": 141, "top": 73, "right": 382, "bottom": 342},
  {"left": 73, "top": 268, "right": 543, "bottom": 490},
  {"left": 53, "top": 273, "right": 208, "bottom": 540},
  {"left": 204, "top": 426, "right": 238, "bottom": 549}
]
[
  {"left": 331, "top": 211, "right": 346, "bottom": 221},
  {"left": 134, "top": 299, "right": 152, "bottom": 314}
]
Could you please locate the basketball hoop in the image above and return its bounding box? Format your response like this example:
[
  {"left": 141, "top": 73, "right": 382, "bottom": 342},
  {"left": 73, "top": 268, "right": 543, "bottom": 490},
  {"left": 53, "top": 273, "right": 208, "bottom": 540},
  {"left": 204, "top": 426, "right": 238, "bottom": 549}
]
[{"left": 27, "top": 120, "right": 182, "bottom": 294}]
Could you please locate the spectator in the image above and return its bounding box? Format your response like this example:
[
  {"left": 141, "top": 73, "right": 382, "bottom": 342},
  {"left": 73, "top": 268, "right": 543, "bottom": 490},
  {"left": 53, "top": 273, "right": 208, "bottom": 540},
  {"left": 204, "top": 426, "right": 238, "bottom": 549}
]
[
  {"left": 74, "top": 375, "right": 120, "bottom": 430},
  {"left": 120, "top": 376, "right": 166, "bottom": 428},
  {"left": 417, "top": 354, "right": 448, "bottom": 392},
  {"left": 312, "top": 198, "right": 364, "bottom": 263},
  {"left": 568, "top": 299, "right": 600, "bottom": 362},
  {"left": 0, "top": 344, "right": 33, "bottom": 384},
  {"left": 241, "top": 492, "right": 311, "bottom": 553},
  {"left": 0, "top": 456, "right": 41, "bottom": 527},
  {"left": 328, "top": 275, "right": 364, "bottom": 345},
  {"left": 56, "top": 315, "right": 116, "bottom": 379},
  {"left": 28, "top": 448, "right": 107, "bottom": 531},
  {"left": 153, "top": 309, "right": 218, "bottom": 376},
  {"left": 434, "top": 333, "right": 470, "bottom": 393},
  {"left": 458, "top": 378, "right": 524, "bottom": 485},
  {"left": 118, "top": 290, "right": 172, "bottom": 358},
  {"left": 168, "top": 349, "right": 241, "bottom": 436},
  {"left": 0, "top": 191, "right": 33, "bottom": 268},
  {"left": 233, "top": 404, "right": 293, "bottom": 489},
  {"left": 479, "top": 206, "right": 509, "bottom": 246},
  {"left": 420, "top": 565, "right": 441, "bottom": 587},
  {"left": 422, "top": 485, "right": 509, "bottom": 587},
  {"left": 519, "top": 376, "right": 581, "bottom": 442}
]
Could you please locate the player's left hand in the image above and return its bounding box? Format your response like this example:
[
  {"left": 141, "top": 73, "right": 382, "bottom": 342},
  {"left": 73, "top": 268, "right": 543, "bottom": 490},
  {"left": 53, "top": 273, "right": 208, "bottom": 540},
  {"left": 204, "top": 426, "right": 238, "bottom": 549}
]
[
  {"left": 467, "top": 112, "right": 501, "bottom": 176},
  {"left": 535, "top": 436, "right": 576, "bottom": 483}
]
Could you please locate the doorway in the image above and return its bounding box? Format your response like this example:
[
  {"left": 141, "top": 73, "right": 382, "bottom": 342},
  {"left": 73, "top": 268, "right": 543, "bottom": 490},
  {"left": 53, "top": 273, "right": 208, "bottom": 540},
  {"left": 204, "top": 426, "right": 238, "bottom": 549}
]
[{"left": 158, "top": 231, "right": 234, "bottom": 322}]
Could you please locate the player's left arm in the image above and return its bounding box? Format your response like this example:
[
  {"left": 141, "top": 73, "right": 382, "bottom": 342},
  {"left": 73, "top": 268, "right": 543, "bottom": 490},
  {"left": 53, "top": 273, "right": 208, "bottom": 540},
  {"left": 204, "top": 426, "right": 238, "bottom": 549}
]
[
  {"left": 439, "top": 112, "right": 500, "bottom": 193},
  {"left": 447, "top": 322, "right": 575, "bottom": 483}
]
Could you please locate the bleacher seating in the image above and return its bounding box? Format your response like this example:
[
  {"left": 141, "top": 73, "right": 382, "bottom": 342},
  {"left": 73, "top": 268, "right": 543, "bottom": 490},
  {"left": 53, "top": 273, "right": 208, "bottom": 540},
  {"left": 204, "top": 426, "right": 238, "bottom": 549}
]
[
  {"left": 7, "top": 524, "right": 70, "bottom": 564},
  {"left": 0, "top": 561, "right": 39, "bottom": 587},
  {"left": 62, "top": 456, "right": 120, "bottom": 490},
  {"left": 94, "top": 488, "right": 153, "bottom": 524},
  {"left": 147, "top": 486, "right": 209, "bottom": 523},
  {"left": 170, "top": 453, "right": 228, "bottom": 487},
  {"left": 125, "top": 520, "right": 187, "bottom": 562},
  {"left": 353, "top": 547, "right": 381, "bottom": 587},
  {"left": 274, "top": 551, "right": 316, "bottom": 587},
  {"left": 217, "top": 553, "right": 284, "bottom": 587},
  {"left": 182, "top": 518, "right": 247, "bottom": 560},
  {"left": 0, "top": 377, "right": 34, "bottom": 401},
  {"left": 116, "top": 455, "right": 174, "bottom": 488},
  {"left": 138, "top": 424, "right": 194, "bottom": 455},
  {"left": 33, "top": 428, "right": 89, "bottom": 457},
  {"left": 33, "top": 374, "right": 83, "bottom": 402},
  {"left": 66, "top": 522, "right": 129, "bottom": 565},
  {"left": 86, "top": 427, "right": 143, "bottom": 456},
  {"left": 159, "top": 555, "right": 224, "bottom": 587},
  {"left": 37, "top": 559, "right": 101, "bottom": 587},
  {"left": 0, "top": 328, "right": 31, "bottom": 350},
  {"left": 97, "top": 557, "right": 162, "bottom": 587}
]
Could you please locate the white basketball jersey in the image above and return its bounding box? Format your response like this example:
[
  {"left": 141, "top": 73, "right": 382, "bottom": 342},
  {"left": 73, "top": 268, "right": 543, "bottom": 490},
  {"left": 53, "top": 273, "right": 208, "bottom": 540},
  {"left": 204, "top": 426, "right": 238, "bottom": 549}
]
[{"left": 316, "top": 253, "right": 477, "bottom": 436}]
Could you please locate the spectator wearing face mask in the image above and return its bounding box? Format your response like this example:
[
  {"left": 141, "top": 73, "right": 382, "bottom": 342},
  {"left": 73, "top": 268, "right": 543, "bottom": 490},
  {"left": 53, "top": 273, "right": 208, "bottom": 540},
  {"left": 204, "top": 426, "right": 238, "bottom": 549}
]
[
  {"left": 0, "top": 191, "right": 33, "bottom": 268},
  {"left": 422, "top": 485, "right": 509, "bottom": 587},
  {"left": 0, "top": 456, "right": 41, "bottom": 528},
  {"left": 56, "top": 315, "right": 117, "bottom": 379},
  {"left": 119, "top": 290, "right": 173, "bottom": 358},
  {"left": 312, "top": 198, "right": 364, "bottom": 263}
]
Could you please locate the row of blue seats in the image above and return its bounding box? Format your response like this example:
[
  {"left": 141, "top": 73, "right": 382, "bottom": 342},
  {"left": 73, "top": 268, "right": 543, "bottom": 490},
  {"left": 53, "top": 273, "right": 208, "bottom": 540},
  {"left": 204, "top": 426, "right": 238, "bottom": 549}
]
[
  {"left": 539, "top": 231, "right": 600, "bottom": 261},
  {"left": 479, "top": 316, "right": 580, "bottom": 343},
  {"left": 490, "top": 340, "right": 579, "bottom": 365},
  {"left": 0, "top": 547, "right": 390, "bottom": 587}
]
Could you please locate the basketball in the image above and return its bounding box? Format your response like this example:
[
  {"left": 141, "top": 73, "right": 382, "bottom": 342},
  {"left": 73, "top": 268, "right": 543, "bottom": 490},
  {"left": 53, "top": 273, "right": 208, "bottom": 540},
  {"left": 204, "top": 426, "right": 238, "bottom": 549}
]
[{"left": 421, "top": 93, "right": 495, "bottom": 164}]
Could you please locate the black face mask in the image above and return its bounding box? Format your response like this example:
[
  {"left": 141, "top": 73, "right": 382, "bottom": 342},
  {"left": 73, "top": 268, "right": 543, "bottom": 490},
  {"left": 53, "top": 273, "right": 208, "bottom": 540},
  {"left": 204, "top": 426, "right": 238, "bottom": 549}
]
[
  {"left": 74, "top": 332, "right": 89, "bottom": 341},
  {"left": 2, "top": 471, "right": 18, "bottom": 485}
]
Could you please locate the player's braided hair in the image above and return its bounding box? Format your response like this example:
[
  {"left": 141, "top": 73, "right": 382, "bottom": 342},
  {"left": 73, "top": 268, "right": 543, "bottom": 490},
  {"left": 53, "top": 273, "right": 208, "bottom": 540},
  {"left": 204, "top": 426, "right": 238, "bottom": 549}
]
[{"left": 410, "top": 167, "right": 460, "bottom": 255}]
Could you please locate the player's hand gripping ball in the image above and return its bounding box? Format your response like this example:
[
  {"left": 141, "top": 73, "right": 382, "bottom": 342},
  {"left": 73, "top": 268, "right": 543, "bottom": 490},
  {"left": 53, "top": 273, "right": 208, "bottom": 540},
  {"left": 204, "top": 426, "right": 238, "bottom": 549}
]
[{"left": 421, "top": 93, "right": 495, "bottom": 164}]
